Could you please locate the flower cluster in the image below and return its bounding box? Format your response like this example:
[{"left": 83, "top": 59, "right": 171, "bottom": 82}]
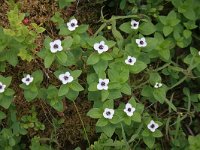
[
  {"left": 147, "top": 120, "right": 159, "bottom": 132},
  {"left": 67, "top": 18, "right": 78, "bottom": 31},
  {"left": 59, "top": 72, "right": 74, "bottom": 84},
  {"left": 131, "top": 20, "right": 139, "bottom": 29},
  {"left": 125, "top": 56, "right": 137, "bottom": 65},
  {"left": 94, "top": 41, "right": 109, "bottom": 54},
  {"left": 50, "top": 39, "right": 63, "bottom": 53},
  {"left": 97, "top": 79, "right": 109, "bottom": 90},
  {"left": 22, "top": 74, "right": 34, "bottom": 85},
  {"left": 136, "top": 37, "right": 147, "bottom": 47}
]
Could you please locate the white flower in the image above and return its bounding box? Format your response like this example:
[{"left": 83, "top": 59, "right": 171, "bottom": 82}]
[
  {"left": 123, "top": 103, "right": 136, "bottom": 117},
  {"left": 22, "top": 74, "right": 34, "bottom": 86},
  {"left": 59, "top": 72, "right": 73, "bottom": 84},
  {"left": 103, "top": 108, "right": 115, "bottom": 119},
  {"left": 147, "top": 120, "right": 159, "bottom": 132},
  {"left": 131, "top": 20, "right": 139, "bottom": 29},
  {"left": 136, "top": 37, "right": 147, "bottom": 47},
  {"left": 0, "top": 82, "right": 6, "bottom": 93},
  {"left": 125, "top": 56, "right": 137, "bottom": 65},
  {"left": 94, "top": 41, "right": 109, "bottom": 54},
  {"left": 154, "top": 82, "right": 162, "bottom": 88},
  {"left": 50, "top": 39, "right": 63, "bottom": 53},
  {"left": 97, "top": 79, "right": 109, "bottom": 90},
  {"left": 198, "top": 51, "right": 200, "bottom": 56},
  {"left": 67, "top": 19, "right": 78, "bottom": 31}
]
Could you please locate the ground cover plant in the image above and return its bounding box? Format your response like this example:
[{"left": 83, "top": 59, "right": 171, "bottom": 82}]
[{"left": 0, "top": 0, "right": 200, "bottom": 149}]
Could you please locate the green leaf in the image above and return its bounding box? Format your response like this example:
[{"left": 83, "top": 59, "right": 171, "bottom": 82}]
[
  {"left": 0, "top": 76, "right": 12, "bottom": 87},
  {"left": 152, "top": 130, "right": 163, "bottom": 137},
  {"left": 139, "top": 21, "right": 156, "bottom": 35},
  {"left": 63, "top": 37, "right": 73, "bottom": 49},
  {"left": 58, "top": 84, "right": 69, "bottom": 96},
  {"left": 24, "top": 90, "right": 38, "bottom": 102},
  {"left": 66, "top": 89, "right": 79, "bottom": 101},
  {"left": 71, "top": 70, "right": 82, "bottom": 79},
  {"left": 96, "top": 118, "right": 108, "bottom": 127},
  {"left": 132, "top": 112, "right": 141, "bottom": 122},
  {"left": 87, "top": 53, "right": 100, "bottom": 65},
  {"left": 119, "top": 22, "right": 133, "bottom": 34},
  {"left": 59, "top": 0, "right": 74, "bottom": 9},
  {"left": 93, "top": 60, "right": 108, "bottom": 75},
  {"left": 44, "top": 54, "right": 55, "bottom": 68},
  {"left": 101, "top": 53, "right": 113, "bottom": 61},
  {"left": 32, "top": 70, "right": 43, "bottom": 84},
  {"left": 129, "top": 61, "right": 147, "bottom": 74},
  {"left": 56, "top": 51, "right": 68, "bottom": 64},
  {"left": 153, "top": 87, "right": 166, "bottom": 103},
  {"left": 163, "top": 26, "right": 173, "bottom": 36},
  {"left": 52, "top": 100, "right": 64, "bottom": 112},
  {"left": 0, "top": 111, "right": 6, "bottom": 121},
  {"left": 101, "top": 90, "right": 109, "bottom": 101},
  {"left": 75, "top": 25, "right": 88, "bottom": 34},
  {"left": 0, "top": 95, "right": 13, "bottom": 109},
  {"left": 18, "top": 49, "right": 33, "bottom": 62},
  {"left": 69, "top": 82, "right": 84, "bottom": 92},
  {"left": 143, "top": 136, "right": 155, "bottom": 149},
  {"left": 121, "top": 83, "right": 131, "bottom": 95},
  {"left": 87, "top": 108, "right": 102, "bottom": 119},
  {"left": 183, "top": 30, "right": 192, "bottom": 39},
  {"left": 101, "top": 124, "right": 116, "bottom": 137}
]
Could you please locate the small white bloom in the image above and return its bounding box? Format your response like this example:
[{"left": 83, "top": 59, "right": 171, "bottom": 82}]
[
  {"left": 154, "top": 82, "right": 162, "bottom": 88},
  {"left": 125, "top": 56, "right": 137, "bottom": 65},
  {"left": 67, "top": 18, "right": 78, "bottom": 31},
  {"left": 59, "top": 72, "right": 74, "bottom": 84},
  {"left": 94, "top": 41, "right": 109, "bottom": 54},
  {"left": 131, "top": 20, "right": 139, "bottom": 29},
  {"left": 136, "top": 37, "right": 147, "bottom": 47},
  {"left": 97, "top": 79, "right": 109, "bottom": 90},
  {"left": 147, "top": 120, "right": 159, "bottom": 132},
  {"left": 22, "top": 74, "right": 34, "bottom": 86},
  {"left": 0, "top": 82, "right": 6, "bottom": 93},
  {"left": 198, "top": 51, "right": 200, "bottom": 56},
  {"left": 103, "top": 108, "right": 115, "bottom": 119},
  {"left": 124, "top": 103, "right": 136, "bottom": 117},
  {"left": 50, "top": 39, "right": 63, "bottom": 53}
]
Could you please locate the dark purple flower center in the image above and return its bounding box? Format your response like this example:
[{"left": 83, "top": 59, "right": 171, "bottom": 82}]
[
  {"left": 128, "top": 58, "right": 133, "bottom": 63},
  {"left": 71, "top": 23, "right": 75, "bottom": 27},
  {"left": 127, "top": 108, "right": 132, "bottom": 112},
  {"left": 133, "top": 23, "right": 137, "bottom": 27},
  {"left": 140, "top": 40, "right": 144, "bottom": 45},
  {"left": 53, "top": 44, "right": 59, "bottom": 49},
  {"left": 150, "top": 124, "right": 155, "bottom": 128},
  {"left": 64, "top": 76, "right": 69, "bottom": 80},
  {"left": 101, "top": 82, "right": 105, "bottom": 86},
  {"left": 26, "top": 78, "right": 30, "bottom": 82},
  {"left": 106, "top": 111, "right": 111, "bottom": 116},
  {"left": 0, "top": 85, "right": 2, "bottom": 89},
  {"left": 99, "top": 45, "right": 104, "bottom": 50}
]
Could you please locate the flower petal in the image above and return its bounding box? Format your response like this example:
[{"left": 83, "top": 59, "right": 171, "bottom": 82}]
[
  {"left": 94, "top": 43, "right": 100, "bottom": 51},
  {"left": 97, "top": 83, "right": 104, "bottom": 90}
]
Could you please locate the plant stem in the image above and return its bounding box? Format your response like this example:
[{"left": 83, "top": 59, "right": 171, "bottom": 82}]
[
  {"left": 169, "top": 76, "right": 187, "bottom": 90},
  {"left": 73, "top": 101, "right": 90, "bottom": 147}
]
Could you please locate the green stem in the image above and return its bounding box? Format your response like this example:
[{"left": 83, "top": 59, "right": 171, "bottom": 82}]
[
  {"left": 169, "top": 76, "right": 187, "bottom": 90},
  {"left": 94, "top": 23, "right": 106, "bottom": 37},
  {"left": 73, "top": 101, "right": 90, "bottom": 147},
  {"left": 154, "top": 62, "right": 171, "bottom": 72}
]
